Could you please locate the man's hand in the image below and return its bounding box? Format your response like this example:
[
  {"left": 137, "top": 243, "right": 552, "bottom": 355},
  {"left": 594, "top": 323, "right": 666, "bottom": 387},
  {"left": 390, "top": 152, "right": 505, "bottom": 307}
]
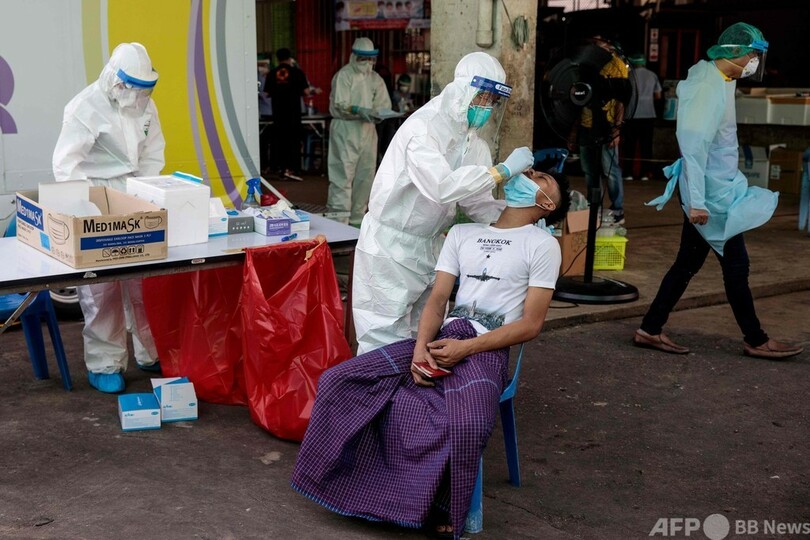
[
  {"left": 411, "top": 346, "right": 437, "bottom": 387},
  {"left": 689, "top": 208, "right": 709, "bottom": 225},
  {"left": 426, "top": 338, "right": 472, "bottom": 368}
]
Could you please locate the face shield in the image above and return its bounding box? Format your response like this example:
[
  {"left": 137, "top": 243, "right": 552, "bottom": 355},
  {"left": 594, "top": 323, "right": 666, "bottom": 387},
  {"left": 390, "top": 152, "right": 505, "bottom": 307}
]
[
  {"left": 464, "top": 75, "right": 512, "bottom": 152},
  {"left": 352, "top": 54, "right": 377, "bottom": 74},
  {"left": 708, "top": 23, "right": 769, "bottom": 83},
  {"left": 112, "top": 68, "right": 156, "bottom": 116},
  {"left": 351, "top": 37, "right": 378, "bottom": 75},
  {"left": 717, "top": 40, "right": 768, "bottom": 82}
]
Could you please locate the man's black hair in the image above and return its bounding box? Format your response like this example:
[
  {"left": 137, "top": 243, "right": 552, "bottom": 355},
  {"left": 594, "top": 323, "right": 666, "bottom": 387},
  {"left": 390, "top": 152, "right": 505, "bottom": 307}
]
[
  {"left": 544, "top": 171, "right": 571, "bottom": 227},
  {"left": 276, "top": 48, "right": 292, "bottom": 62}
]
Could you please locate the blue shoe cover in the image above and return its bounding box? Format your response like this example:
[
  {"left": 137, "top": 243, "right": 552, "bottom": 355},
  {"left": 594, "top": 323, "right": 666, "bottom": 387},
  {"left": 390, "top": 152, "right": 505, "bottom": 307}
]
[
  {"left": 137, "top": 361, "right": 162, "bottom": 373},
  {"left": 88, "top": 372, "right": 125, "bottom": 393}
]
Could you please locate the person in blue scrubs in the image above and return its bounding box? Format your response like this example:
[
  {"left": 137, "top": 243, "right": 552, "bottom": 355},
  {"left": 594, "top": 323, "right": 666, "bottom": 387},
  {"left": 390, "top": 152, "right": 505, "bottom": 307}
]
[{"left": 634, "top": 23, "right": 803, "bottom": 359}]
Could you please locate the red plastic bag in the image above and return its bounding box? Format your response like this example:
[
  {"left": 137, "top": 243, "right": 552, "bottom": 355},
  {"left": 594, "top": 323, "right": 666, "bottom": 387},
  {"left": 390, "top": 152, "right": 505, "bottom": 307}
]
[
  {"left": 240, "top": 240, "right": 352, "bottom": 441},
  {"left": 142, "top": 266, "right": 248, "bottom": 405}
]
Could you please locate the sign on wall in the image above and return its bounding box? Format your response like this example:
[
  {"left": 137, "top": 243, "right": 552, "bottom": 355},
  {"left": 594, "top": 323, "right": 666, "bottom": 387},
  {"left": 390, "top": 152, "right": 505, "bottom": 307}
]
[{"left": 335, "top": 0, "right": 427, "bottom": 31}]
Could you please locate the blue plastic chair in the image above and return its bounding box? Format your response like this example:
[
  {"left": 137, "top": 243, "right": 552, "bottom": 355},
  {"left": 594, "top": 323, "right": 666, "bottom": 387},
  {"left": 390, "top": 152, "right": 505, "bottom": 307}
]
[
  {"left": 465, "top": 149, "right": 567, "bottom": 532},
  {"left": 465, "top": 342, "right": 525, "bottom": 533},
  {"left": 0, "top": 218, "right": 72, "bottom": 390}
]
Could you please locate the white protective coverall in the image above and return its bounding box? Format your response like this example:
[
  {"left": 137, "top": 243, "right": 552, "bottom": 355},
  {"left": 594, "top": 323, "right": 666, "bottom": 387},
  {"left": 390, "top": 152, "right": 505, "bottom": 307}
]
[
  {"left": 52, "top": 43, "right": 165, "bottom": 374},
  {"left": 327, "top": 42, "right": 392, "bottom": 226},
  {"left": 352, "top": 52, "right": 508, "bottom": 354},
  {"left": 647, "top": 60, "right": 778, "bottom": 255}
]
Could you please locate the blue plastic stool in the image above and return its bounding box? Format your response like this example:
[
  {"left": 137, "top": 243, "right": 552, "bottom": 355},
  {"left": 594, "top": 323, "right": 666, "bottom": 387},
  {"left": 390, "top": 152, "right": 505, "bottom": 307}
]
[
  {"left": 0, "top": 292, "right": 72, "bottom": 390},
  {"left": 0, "top": 218, "right": 72, "bottom": 390},
  {"left": 465, "top": 342, "right": 525, "bottom": 533}
]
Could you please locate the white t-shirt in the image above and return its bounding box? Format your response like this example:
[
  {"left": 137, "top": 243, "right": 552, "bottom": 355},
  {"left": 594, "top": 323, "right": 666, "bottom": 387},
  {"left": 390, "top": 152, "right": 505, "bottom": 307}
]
[{"left": 435, "top": 223, "right": 561, "bottom": 333}]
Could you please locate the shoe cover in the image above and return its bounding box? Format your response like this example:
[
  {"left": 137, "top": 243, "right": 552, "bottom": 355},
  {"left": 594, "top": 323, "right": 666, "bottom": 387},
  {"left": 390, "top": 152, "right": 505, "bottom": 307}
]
[
  {"left": 88, "top": 372, "right": 125, "bottom": 393},
  {"left": 137, "top": 361, "right": 162, "bottom": 373}
]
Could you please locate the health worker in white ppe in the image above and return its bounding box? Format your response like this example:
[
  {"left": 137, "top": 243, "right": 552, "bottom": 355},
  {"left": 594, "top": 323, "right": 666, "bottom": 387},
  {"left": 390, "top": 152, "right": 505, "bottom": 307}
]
[
  {"left": 327, "top": 37, "right": 392, "bottom": 226},
  {"left": 637, "top": 23, "right": 803, "bottom": 360},
  {"left": 352, "top": 51, "right": 535, "bottom": 354},
  {"left": 52, "top": 42, "right": 165, "bottom": 393}
]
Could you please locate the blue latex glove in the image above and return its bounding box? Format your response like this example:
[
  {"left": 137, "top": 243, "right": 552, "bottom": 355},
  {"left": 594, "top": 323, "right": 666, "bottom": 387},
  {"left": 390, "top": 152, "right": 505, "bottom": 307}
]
[
  {"left": 350, "top": 105, "right": 379, "bottom": 123},
  {"left": 499, "top": 146, "right": 534, "bottom": 178}
]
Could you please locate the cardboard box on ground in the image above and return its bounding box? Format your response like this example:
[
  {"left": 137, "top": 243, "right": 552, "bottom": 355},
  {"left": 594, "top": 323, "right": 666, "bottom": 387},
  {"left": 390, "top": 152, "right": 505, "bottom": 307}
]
[
  {"left": 738, "top": 144, "right": 804, "bottom": 195},
  {"left": 769, "top": 148, "right": 804, "bottom": 195},
  {"left": 557, "top": 209, "right": 589, "bottom": 277}
]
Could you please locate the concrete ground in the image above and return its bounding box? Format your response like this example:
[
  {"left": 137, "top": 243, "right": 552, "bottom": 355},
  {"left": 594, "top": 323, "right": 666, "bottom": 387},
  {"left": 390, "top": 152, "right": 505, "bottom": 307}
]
[{"left": 1, "top": 174, "right": 809, "bottom": 539}]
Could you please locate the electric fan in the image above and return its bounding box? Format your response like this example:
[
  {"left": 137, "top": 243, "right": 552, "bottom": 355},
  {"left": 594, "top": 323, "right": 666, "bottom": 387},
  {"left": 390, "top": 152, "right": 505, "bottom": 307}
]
[{"left": 540, "top": 40, "right": 639, "bottom": 304}]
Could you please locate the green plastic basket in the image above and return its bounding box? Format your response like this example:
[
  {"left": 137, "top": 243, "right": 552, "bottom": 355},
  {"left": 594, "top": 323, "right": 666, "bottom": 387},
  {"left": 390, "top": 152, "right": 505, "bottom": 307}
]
[{"left": 593, "top": 235, "right": 628, "bottom": 271}]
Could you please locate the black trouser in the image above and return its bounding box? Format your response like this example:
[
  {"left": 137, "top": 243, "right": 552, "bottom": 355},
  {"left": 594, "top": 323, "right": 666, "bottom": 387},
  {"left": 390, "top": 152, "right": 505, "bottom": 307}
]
[
  {"left": 260, "top": 115, "right": 273, "bottom": 173},
  {"left": 640, "top": 215, "right": 769, "bottom": 347},
  {"left": 271, "top": 113, "right": 302, "bottom": 173},
  {"left": 622, "top": 118, "right": 655, "bottom": 178}
]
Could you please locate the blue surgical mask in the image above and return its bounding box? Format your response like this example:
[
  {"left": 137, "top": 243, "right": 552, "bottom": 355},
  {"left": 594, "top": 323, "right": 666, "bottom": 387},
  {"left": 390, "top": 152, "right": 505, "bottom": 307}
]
[
  {"left": 504, "top": 174, "right": 540, "bottom": 208},
  {"left": 467, "top": 105, "right": 493, "bottom": 128}
]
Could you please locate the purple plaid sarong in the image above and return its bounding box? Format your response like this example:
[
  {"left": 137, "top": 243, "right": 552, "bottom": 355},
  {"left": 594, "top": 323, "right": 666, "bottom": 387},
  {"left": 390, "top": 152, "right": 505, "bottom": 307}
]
[{"left": 291, "top": 318, "right": 509, "bottom": 538}]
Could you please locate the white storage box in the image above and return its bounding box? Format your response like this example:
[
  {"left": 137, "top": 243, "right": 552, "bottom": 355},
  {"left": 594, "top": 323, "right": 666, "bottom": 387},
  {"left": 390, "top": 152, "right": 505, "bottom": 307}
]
[
  {"left": 151, "top": 377, "right": 198, "bottom": 422},
  {"left": 767, "top": 96, "right": 810, "bottom": 126},
  {"left": 118, "top": 393, "right": 161, "bottom": 431},
  {"left": 735, "top": 95, "right": 769, "bottom": 124},
  {"left": 126, "top": 174, "right": 211, "bottom": 247}
]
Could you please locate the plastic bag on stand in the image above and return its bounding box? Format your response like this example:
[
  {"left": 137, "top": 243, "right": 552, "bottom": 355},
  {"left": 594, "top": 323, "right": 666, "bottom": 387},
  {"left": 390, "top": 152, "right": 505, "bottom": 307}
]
[
  {"left": 142, "top": 266, "right": 248, "bottom": 405},
  {"left": 241, "top": 240, "right": 352, "bottom": 441}
]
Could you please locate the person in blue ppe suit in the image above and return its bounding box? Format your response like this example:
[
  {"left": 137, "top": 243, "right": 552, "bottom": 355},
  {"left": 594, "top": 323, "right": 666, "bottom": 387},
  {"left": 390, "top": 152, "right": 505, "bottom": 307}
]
[
  {"left": 52, "top": 43, "right": 165, "bottom": 392},
  {"left": 327, "top": 37, "right": 392, "bottom": 226},
  {"left": 352, "top": 51, "right": 535, "bottom": 354},
  {"left": 634, "top": 23, "right": 803, "bottom": 360}
]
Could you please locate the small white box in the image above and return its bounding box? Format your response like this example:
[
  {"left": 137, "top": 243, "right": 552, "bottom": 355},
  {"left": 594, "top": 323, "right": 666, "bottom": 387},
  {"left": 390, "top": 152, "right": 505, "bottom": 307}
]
[
  {"left": 118, "top": 393, "right": 162, "bottom": 431},
  {"left": 290, "top": 210, "right": 311, "bottom": 233},
  {"left": 126, "top": 174, "right": 211, "bottom": 247},
  {"left": 151, "top": 377, "right": 198, "bottom": 422},
  {"left": 738, "top": 145, "right": 769, "bottom": 188},
  {"left": 208, "top": 198, "right": 229, "bottom": 237},
  {"left": 254, "top": 215, "right": 292, "bottom": 236},
  {"left": 253, "top": 209, "right": 311, "bottom": 236}
]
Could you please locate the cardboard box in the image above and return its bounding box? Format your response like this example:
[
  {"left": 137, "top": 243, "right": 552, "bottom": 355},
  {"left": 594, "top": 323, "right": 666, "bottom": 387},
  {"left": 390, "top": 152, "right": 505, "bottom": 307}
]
[
  {"left": 769, "top": 148, "right": 804, "bottom": 195},
  {"left": 151, "top": 377, "right": 198, "bottom": 422},
  {"left": 253, "top": 209, "right": 310, "bottom": 236},
  {"left": 126, "top": 175, "right": 211, "bottom": 247},
  {"left": 557, "top": 209, "right": 589, "bottom": 277},
  {"left": 254, "top": 215, "right": 291, "bottom": 236},
  {"left": 118, "top": 393, "right": 162, "bottom": 431},
  {"left": 738, "top": 145, "right": 769, "bottom": 188},
  {"left": 16, "top": 184, "right": 168, "bottom": 269}
]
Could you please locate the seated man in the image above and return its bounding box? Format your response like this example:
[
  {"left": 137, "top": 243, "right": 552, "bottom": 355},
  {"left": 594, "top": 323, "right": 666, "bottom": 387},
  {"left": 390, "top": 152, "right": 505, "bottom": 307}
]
[{"left": 291, "top": 168, "right": 571, "bottom": 538}]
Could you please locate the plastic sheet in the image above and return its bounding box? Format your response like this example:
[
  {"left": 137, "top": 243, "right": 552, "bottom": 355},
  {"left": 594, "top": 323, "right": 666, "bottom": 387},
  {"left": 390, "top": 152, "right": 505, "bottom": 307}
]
[
  {"left": 143, "top": 266, "right": 248, "bottom": 405},
  {"left": 240, "top": 240, "right": 352, "bottom": 441}
]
